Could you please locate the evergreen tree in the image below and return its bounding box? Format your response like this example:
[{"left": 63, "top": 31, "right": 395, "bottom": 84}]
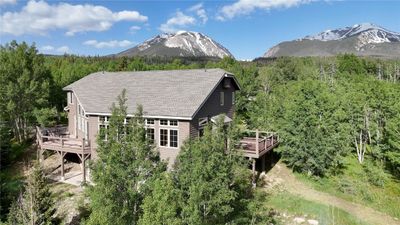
[
  {"left": 139, "top": 172, "right": 182, "bottom": 225},
  {"left": 7, "top": 162, "right": 55, "bottom": 225},
  {"left": 87, "top": 90, "right": 165, "bottom": 225}
]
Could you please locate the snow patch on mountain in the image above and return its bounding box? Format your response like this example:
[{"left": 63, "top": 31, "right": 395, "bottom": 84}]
[
  {"left": 163, "top": 31, "right": 232, "bottom": 58},
  {"left": 129, "top": 31, "right": 233, "bottom": 58},
  {"left": 303, "top": 23, "right": 400, "bottom": 44}
]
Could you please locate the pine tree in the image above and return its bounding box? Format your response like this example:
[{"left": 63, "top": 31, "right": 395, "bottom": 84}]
[
  {"left": 87, "top": 90, "right": 165, "bottom": 225},
  {"left": 139, "top": 172, "right": 182, "bottom": 225},
  {"left": 7, "top": 162, "right": 56, "bottom": 225}
]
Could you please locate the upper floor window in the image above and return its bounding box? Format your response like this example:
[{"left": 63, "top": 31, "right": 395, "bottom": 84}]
[
  {"left": 160, "top": 119, "right": 178, "bottom": 126},
  {"left": 160, "top": 120, "right": 168, "bottom": 126},
  {"left": 99, "top": 116, "right": 109, "bottom": 124},
  {"left": 220, "top": 92, "right": 224, "bottom": 106},
  {"left": 146, "top": 119, "right": 155, "bottom": 125},
  {"left": 67, "top": 92, "right": 73, "bottom": 104}
]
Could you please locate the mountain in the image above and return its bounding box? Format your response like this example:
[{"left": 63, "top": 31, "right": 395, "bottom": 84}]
[
  {"left": 116, "top": 31, "right": 234, "bottom": 58},
  {"left": 264, "top": 23, "right": 400, "bottom": 58}
]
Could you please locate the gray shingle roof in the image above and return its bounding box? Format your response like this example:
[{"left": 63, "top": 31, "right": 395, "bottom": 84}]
[{"left": 63, "top": 68, "right": 238, "bottom": 119}]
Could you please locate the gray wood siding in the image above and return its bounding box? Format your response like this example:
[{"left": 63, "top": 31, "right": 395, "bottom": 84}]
[{"left": 190, "top": 77, "right": 236, "bottom": 138}]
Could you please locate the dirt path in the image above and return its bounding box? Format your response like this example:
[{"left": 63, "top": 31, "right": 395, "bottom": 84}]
[{"left": 263, "top": 162, "right": 400, "bottom": 225}]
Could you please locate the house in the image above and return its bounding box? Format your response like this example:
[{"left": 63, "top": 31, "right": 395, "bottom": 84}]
[{"left": 36, "top": 68, "right": 278, "bottom": 184}]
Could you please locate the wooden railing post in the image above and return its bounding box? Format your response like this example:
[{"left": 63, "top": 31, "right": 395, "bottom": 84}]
[
  {"left": 255, "top": 130, "right": 259, "bottom": 157},
  {"left": 82, "top": 138, "right": 85, "bottom": 152},
  {"left": 61, "top": 138, "right": 64, "bottom": 148}
]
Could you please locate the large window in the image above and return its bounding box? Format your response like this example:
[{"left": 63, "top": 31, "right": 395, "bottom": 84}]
[
  {"left": 159, "top": 128, "right": 178, "bottom": 148},
  {"left": 160, "top": 120, "right": 168, "bottom": 126},
  {"left": 160, "top": 129, "right": 168, "bottom": 146},
  {"left": 170, "top": 130, "right": 178, "bottom": 147},
  {"left": 220, "top": 92, "right": 224, "bottom": 106},
  {"left": 146, "top": 128, "right": 155, "bottom": 144}
]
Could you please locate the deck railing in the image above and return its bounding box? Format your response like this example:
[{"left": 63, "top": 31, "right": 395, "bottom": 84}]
[
  {"left": 36, "top": 126, "right": 90, "bottom": 154},
  {"left": 239, "top": 130, "right": 279, "bottom": 158}
]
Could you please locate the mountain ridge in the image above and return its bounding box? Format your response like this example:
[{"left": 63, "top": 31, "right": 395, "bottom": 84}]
[
  {"left": 115, "top": 31, "right": 234, "bottom": 59},
  {"left": 264, "top": 23, "right": 400, "bottom": 58}
]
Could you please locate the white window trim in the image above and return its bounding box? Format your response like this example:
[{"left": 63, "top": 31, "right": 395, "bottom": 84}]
[
  {"left": 145, "top": 118, "right": 155, "bottom": 126},
  {"left": 159, "top": 119, "right": 179, "bottom": 127},
  {"left": 159, "top": 128, "right": 179, "bottom": 149}
]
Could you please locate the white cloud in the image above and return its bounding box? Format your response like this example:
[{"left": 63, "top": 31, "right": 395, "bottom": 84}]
[
  {"left": 0, "top": 0, "right": 16, "bottom": 6},
  {"left": 0, "top": 0, "right": 148, "bottom": 36},
  {"left": 56, "top": 46, "right": 70, "bottom": 53},
  {"left": 189, "top": 3, "right": 208, "bottom": 24},
  {"left": 129, "top": 25, "right": 141, "bottom": 33},
  {"left": 41, "top": 45, "right": 54, "bottom": 51},
  {"left": 83, "top": 40, "right": 134, "bottom": 49},
  {"left": 217, "top": 0, "right": 312, "bottom": 21},
  {"left": 159, "top": 11, "right": 196, "bottom": 33}
]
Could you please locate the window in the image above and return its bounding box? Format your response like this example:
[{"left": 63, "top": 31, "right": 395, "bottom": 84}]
[
  {"left": 67, "top": 92, "right": 73, "bottom": 104},
  {"left": 99, "top": 124, "right": 108, "bottom": 140},
  {"left": 170, "top": 130, "right": 178, "bottom": 147},
  {"left": 159, "top": 128, "right": 179, "bottom": 148},
  {"left": 146, "top": 119, "right": 155, "bottom": 125},
  {"left": 199, "top": 128, "right": 204, "bottom": 137},
  {"left": 169, "top": 120, "right": 178, "bottom": 126},
  {"left": 146, "top": 128, "right": 155, "bottom": 144},
  {"left": 220, "top": 92, "right": 224, "bottom": 106},
  {"left": 124, "top": 117, "right": 131, "bottom": 125},
  {"left": 99, "top": 116, "right": 109, "bottom": 124},
  {"left": 198, "top": 117, "right": 208, "bottom": 126},
  {"left": 232, "top": 91, "right": 235, "bottom": 105},
  {"left": 160, "top": 129, "right": 168, "bottom": 146},
  {"left": 160, "top": 120, "right": 168, "bottom": 126}
]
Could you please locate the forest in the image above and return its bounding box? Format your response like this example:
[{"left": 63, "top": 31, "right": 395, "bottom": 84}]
[{"left": 1, "top": 41, "right": 400, "bottom": 224}]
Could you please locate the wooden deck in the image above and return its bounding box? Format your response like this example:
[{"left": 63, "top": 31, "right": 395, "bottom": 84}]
[
  {"left": 36, "top": 126, "right": 90, "bottom": 154},
  {"left": 36, "top": 126, "right": 91, "bottom": 184},
  {"left": 239, "top": 130, "right": 279, "bottom": 158}
]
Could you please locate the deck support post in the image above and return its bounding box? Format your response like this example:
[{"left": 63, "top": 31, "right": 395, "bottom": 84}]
[
  {"left": 252, "top": 158, "right": 256, "bottom": 187},
  {"left": 82, "top": 156, "right": 86, "bottom": 185},
  {"left": 60, "top": 151, "right": 65, "bottom": 181},
  {"left": 261, "top": 154, "right": 266, "bottom": 172}
]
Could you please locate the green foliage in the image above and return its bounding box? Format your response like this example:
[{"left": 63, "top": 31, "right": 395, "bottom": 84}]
[
  {"left": 337, "top": 54, "right": 367, "bottom": 75},
  {"left": 7, "top": 162, "right": 56, "bottom": 225},
  {"left": 296, "top": 156, "right": 400, "bottom": 218},
  {"left": 141, "top": 118, "right": 274, "bottom": 225},
  {"left": 33, "top": 107, "right": 58, "bottom": 127},
  {"left": 267, "top": 191, "right": 369, "bottom": 225},
  {"left": 139, "top": 173, "right": 182, "bottom": 225},
  {"left": 87, "top": 90, "right": 165, "bottom": 225},
  {"left": 0, "top": 41, "right": 52, "bottom": 142}
]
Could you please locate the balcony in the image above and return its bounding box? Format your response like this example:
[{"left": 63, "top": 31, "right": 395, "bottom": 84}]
[
  {"left": 36, "top": 126, "right": 90, "bottom": 154},
  {"left": 36, "top": 126, "right": 91, "bottom": 184},
  {"left": 239, "top": 130, "right": 279, "bottom": 159}
]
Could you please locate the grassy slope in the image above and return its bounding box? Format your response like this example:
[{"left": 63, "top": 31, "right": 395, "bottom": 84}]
[
  {"left": 266, "top": 191, "right": 370, "bottom": 225},
  {"left": 295, "top": 156, "right": 400, "bottom": 219}
]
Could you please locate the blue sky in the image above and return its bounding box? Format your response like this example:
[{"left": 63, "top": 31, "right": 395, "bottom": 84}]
[{"left": 0, "top": 0, "right": 399, "bottom": 59}]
